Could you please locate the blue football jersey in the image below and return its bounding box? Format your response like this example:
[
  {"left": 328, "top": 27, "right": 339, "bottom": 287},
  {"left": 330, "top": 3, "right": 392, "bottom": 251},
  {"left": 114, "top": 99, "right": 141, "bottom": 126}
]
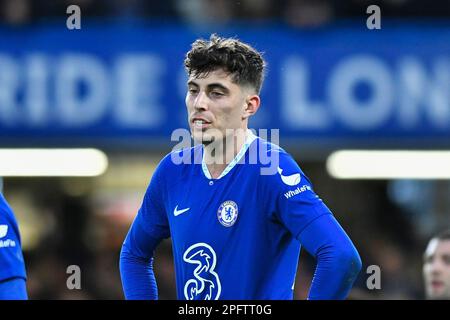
[
  {"left": 134, "top": 132, "right": 333, "bottom": 299},
  {"left": 0, "top": 193, "right": 27, "bottom": 283}
]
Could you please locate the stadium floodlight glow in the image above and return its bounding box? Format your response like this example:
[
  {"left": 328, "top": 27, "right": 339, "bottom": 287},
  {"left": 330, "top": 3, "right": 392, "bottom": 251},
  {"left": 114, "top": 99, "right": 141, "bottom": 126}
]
[
  {"left": 0, "top": 148, "right": 108, "bottom": 177},
  {"left": 326, "top": 150, "right": 450, "bottom": 180}
]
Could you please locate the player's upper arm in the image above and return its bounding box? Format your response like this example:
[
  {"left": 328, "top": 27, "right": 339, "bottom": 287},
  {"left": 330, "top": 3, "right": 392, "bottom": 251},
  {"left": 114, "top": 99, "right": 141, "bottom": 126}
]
[
  {"left": 122, "top": 156, "right": 171, "bottom": 259},
  {"left": 264, "top": 150, "right": 332, "bottom": 238}
]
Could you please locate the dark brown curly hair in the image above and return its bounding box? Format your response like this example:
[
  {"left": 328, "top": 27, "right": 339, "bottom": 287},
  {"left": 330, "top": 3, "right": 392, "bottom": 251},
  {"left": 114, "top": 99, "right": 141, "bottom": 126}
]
[{"left": 184, "top": 34, "right": 266, "bottom": 94}]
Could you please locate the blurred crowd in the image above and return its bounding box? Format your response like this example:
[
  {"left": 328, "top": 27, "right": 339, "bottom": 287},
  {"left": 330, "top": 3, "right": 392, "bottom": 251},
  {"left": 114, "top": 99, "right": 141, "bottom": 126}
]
[{"left": 0, "top": 0, "right": 449, "bottom": 27}]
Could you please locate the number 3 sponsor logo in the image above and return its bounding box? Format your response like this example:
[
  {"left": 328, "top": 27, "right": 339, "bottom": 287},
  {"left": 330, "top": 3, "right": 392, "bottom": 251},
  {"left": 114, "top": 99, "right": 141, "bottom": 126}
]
[{"left": 183, "top": 242, "right": 221, "bottom": 300}]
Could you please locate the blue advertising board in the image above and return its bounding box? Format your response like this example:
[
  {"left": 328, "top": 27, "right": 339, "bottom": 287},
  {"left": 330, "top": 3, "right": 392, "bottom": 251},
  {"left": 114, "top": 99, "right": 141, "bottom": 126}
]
[{"left": 0, "top": 22, "right": 449, "bottom": 148}]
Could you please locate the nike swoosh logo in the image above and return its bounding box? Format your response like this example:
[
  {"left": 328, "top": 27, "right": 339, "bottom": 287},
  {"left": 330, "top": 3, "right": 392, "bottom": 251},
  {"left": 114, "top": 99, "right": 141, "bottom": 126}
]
[
  {"left": 174, "top": 205, "right": 190, "bottom": 217},
  {"left": 277, "top": 167, "right": 301, "bottom": 186},
  {"left": 0, "top": 224, "right": 8, "bottom": 238}
]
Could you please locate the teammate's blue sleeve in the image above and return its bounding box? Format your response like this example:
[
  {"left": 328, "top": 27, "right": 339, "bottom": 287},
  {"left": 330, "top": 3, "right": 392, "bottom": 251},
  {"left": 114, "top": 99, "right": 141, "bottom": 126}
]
[
  {"left": 298, "top": 213, "right": 362, "bottom": 300},
  {"left": 0, "top": 278, "right": 28, "bottom": 300},
  {"left": 119, "top": 160, "right": 170, "bottom": 300},
  {"left": 0, "top": 193, "right": 27, "bottom": 300}
]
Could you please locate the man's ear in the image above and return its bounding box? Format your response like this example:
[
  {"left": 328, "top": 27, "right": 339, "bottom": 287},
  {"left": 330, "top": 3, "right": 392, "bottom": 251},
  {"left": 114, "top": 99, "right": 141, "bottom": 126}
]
[{"left": 242, "top": 94, "right": 260, "bottom": 120}]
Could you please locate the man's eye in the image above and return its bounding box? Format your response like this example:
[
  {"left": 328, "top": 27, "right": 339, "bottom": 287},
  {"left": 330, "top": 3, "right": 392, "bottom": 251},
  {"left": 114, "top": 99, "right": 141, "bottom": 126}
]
[
  {"left": 211, "top": 91, "right": 223, "bottom": 97},
  {"left": 188, "top": 88, "right": 198, "bottom": 94},
  {"left": 443, "top": 256, "right": 450, "bottom": 265}
]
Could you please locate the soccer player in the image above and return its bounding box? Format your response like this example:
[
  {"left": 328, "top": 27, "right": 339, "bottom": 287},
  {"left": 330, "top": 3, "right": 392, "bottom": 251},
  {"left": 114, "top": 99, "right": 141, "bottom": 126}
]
[
  {"left": 120, "top": 34, "right": 362, "bottom": 300},
  {"left": 0, "top": 192, "right": 28, "bottom": 299},
  {"left": 423, "top": 230, "right": 450, "bottom": 299}
]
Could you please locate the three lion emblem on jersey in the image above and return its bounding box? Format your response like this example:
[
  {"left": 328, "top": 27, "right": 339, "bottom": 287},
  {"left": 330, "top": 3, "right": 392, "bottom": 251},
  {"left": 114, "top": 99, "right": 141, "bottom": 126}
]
[{"left": 217, "top": 200, "right": 238, "bottom": 227}]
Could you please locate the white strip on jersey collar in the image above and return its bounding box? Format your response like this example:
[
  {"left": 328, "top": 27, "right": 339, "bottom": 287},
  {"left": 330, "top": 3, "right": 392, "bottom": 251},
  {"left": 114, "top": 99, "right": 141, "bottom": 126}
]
[{"left": 201, "top": 130, "right": 257, "bottom": 180}]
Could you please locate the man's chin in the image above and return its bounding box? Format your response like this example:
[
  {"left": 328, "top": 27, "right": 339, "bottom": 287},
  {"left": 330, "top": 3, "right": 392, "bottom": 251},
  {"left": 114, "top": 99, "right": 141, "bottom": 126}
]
[
  {"left": 427, "top": 289, "right": 450, "bottom": 300},
  {"left": 192, "top": 133, "right": 215, "bottom": 145}
]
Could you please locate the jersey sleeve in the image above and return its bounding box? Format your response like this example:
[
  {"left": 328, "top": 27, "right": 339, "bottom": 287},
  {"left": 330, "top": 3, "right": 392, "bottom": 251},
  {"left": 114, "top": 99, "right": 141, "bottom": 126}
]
[
  {"left": 266, "top": 151, "right": 333, "bottom": 239},
  {"left": 0, "top": 193, "right": 27, "bottom": 283},
  {"left": 298, "top": 213, "right": 362, "bottom": 299},
  {"left": 263, "top": 151, "right": 362, "bottom": 299},
  {"left": 123, "top": 157, "right": 171, "bottom": 259},
  {"left": 120, "top": 158, "right": 171, "bottom": 299}
]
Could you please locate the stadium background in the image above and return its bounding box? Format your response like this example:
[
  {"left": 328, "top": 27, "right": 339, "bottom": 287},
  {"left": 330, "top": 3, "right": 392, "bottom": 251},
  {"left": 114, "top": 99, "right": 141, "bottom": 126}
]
[{"left": 0, "top": 0, "right": 449, "bottom": 299}]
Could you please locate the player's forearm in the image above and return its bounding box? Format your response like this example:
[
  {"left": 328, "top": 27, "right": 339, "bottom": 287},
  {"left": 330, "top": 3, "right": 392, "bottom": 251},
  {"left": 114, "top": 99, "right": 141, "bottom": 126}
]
[
  {"left": 119, "top": 246, "right": 158, "bottom": 300},
  {"left": 307, "top": 241, "right": 362, "bottom": 299},
  {"left": 298, "top": 213, "right": 362, "bottom": 300}
]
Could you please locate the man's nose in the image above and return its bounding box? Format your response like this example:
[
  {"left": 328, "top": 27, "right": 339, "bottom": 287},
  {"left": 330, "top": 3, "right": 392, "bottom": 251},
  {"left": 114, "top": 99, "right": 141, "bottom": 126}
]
[
  {"left": 429, "top": 260, "right": 444, "bottom": 275},
  {"left": 193, "top": 91, "right": 208, "bottom": 111}
]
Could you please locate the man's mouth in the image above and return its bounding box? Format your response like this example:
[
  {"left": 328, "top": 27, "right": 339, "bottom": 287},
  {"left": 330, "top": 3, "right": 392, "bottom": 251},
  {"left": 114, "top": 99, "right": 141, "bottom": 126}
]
[
  {"left": 430, "top": 280, "right": 445, "bottom": 291},
  {"left": 192, "top": 118, "right": 212, "bottom": 130}
]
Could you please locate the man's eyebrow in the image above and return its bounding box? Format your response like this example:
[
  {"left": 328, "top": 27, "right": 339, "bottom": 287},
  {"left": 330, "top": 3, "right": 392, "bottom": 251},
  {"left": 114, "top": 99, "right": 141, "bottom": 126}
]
[
  {"left": 207, "top": 83, "right": 230, "bottom": 92},
  {"left": 187, "top": 80, "right": 198, "bottom": 87},
  {"left": 187, "top": 81, "right": 230, "bottom": 91}
]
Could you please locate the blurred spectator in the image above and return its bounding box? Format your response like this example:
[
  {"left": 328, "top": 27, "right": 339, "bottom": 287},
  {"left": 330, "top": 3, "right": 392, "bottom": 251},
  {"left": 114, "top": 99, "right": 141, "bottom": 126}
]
[
  {"left": 336, "top": 0, "right": 450, "bottom": 18},
  {"left": 174, "top": 0, "right": 234, "bottom": 26},
  {"left": 282, "top": 0, "right": 335, "bottom": 28},
  {"left": 108, "top": 0, "right": 178, "bottom": 21},
  {"left": 0, "top": 0, "right": 32, "bottom": 25},
  {"left": 2, "top": 0, "right": 449, "bottom": 27},
  {"left": 234, "top": 0, "right": 276, "bottom": 22},
  {"left": 423, "top": 230, "right": 450, "bottom": 300},
  {"left": 368, "top": 238, "right": 418, "bottom": 299}
]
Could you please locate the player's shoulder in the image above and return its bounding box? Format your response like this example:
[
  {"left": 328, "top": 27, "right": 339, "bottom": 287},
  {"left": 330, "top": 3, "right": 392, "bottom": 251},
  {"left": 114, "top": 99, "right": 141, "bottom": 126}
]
[
  {"left": 157, "top": 145, "right": 202, "bottom": 175},
  {"left": 253, "top": 136, "right": 302, "bottom": 170},
  {"left": 253, "top": 137, "right": 308, "bottom": 186}
]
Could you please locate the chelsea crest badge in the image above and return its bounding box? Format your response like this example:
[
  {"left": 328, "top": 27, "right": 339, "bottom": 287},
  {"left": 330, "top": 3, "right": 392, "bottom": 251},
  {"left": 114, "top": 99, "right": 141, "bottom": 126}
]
[{"left": 217, "top": 200, "right": 238, "bottom": 227}]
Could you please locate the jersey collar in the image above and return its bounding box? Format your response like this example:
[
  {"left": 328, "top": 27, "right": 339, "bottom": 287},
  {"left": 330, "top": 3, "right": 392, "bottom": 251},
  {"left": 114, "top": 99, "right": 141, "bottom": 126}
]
[{"left": 201, "top": 130, "right": 257, "bottom": 180}]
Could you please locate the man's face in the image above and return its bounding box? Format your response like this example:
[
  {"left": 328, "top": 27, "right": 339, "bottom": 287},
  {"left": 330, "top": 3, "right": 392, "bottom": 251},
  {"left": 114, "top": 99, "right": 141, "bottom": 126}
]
[
  {"left": 423, "top": 238, "right": 450, "bottom": 299},
  {"left": 185, "top": 69, "right": 251, "bottom": 145}
]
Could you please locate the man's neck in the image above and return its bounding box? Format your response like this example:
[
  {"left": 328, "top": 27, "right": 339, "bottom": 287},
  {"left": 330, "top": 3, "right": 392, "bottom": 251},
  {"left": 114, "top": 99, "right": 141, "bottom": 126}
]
[{"left": 203, "top": 129, "right": 248, "bottom": 179}]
